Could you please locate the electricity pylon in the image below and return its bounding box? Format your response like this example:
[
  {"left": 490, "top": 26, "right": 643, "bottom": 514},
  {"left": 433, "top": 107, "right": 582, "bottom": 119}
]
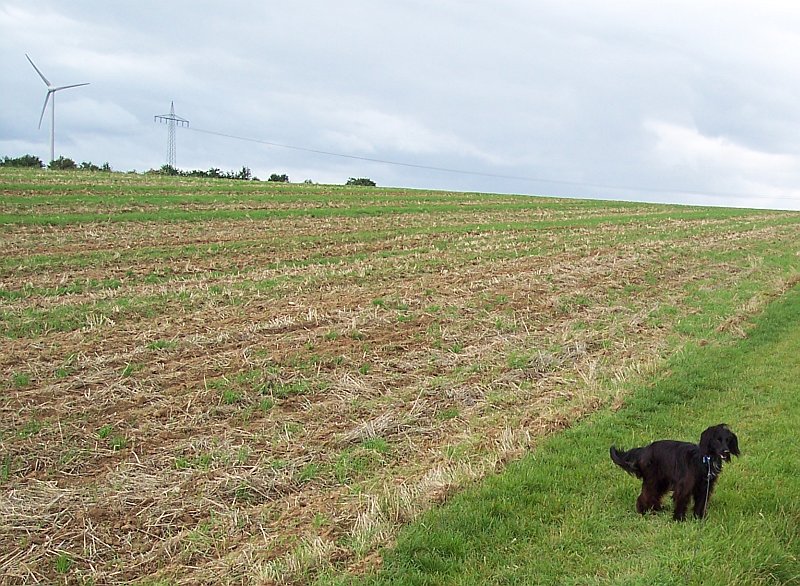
[{"left": 154, "top": 101, "right": 189, "bottom": 168}]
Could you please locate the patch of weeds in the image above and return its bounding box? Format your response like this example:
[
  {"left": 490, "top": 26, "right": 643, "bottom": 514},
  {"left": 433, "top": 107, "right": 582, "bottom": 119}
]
[
  {"left": 54, "top": 552, "right": 73, "bottom": 574},
  {"left": 265, "top": 379, "right": 311, "bottom": 400},
  {"left": 109, "top": 435, "right": 128, "bottom": 451},
  {"left": 349, "top": 329, "right": 366, "bottom": 341},
  {"left": 312, "top": 512, "right": 329, "bottom": 528},
  {"left": 436, "top": 407, "right": 460, "bottom": 421},
  {"left": 494, "top": 315, "right": 518, "bottom": 333},
  {"left": 144, "top": 268, "right": 174, "bottom": 284},
  {"left": 334, "top": 446, "right": 384, "bottom": 484},
  {"left": 120, "top": 362, "right": 139, "bottom": 378},
  {"left": 283, "top": 421, "right": 303, "bottom": 436},
  {"left": 443, "top": 305, "right": 461, "bottom": 318},
  {"left": 1, "top": 453, "right": 14, "bottom": 482},
  {"left": 147, "top": 339, "right": 177, "bottom": 351},
  {"left": 269, "top": 458, "right": 288, "bottom": 470},
  {"left": 233, "top": 483, "right": 254, "bottom": 504},
  {"left": 361, "top": 437, "right": 391, "bottom": 454},
  {"left": 507, "top": 349, "right": 560, "bottom": 374},
  {"left": 55, "top": 354, "right": 77, "bottom": 378},
  {"left": 58, "top": 448, "right": 82, "bottom": 470},
  {"left": 359, "top": 363, "right": 371, "bottom": 375},
  {"left": 298, "top": 462, "right": 320, "bottom": 483},
  {"left": 444, "top": 442, "right": 472, "bottom": 461},
  {"left": 221, "top": 388, "right": 242, "bottom": 405},
  {"left": 622, "top": 283, "right": 644, "bottom": 296},
  {"left": 373, "top": 297, "right": 410, "bottom": 312},
  {"left": 96, "top": 424, "right": 126, "bottom": 451},
  {"left": 193, "top": 452, "right": 214, "bottom": 469},
  {"left": 18, "top": 419, "right": 43, "bottom": 438},
  {"left": 236, "top": 446, "right": 249, "bottom": 465},
  {"left": 323, "top": 330, "right": 339, "bottom": 342},
  {"left": 206, "top": 377, "right": 244, "bottom": 405},
  {"left": 185, "top": 520, "right": 218, "bottom": 554},
  {"left": 11, "top": 372, "right": 31, "bottom": 388},
  {"left": 449, "top": 341, "right": 464, "bottom": 354},
  {"left": 397, "top": 312, "right": 414, "bottom": 323},
  {"left": 557, "top": 293, "right": 592, "bottom": 314},
  {"left": 507, "top": 350, "right": 531, "bottom": 370},
  {"left": 427, "top": 321, "right": 443, "bottom": 349},
  {"left": 258, "top": 398, "right": 275, "bottom": 412},
  {"left": 175, "top": 452, "right": 215, "bottom": 471},
  {"left": 0, "top": 288, "right": 24, "bottom": 301},
  {"left": 481, "top": 293, "right": 510, "bottom": 310}
]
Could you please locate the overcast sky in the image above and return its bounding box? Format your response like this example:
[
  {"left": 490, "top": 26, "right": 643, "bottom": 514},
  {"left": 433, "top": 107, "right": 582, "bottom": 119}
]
[{"left": 3, "top": 1, "right": 800, "bottom": 210}]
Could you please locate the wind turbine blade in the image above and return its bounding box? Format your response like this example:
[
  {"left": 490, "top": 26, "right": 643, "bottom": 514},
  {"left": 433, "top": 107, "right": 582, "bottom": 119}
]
[
  {"left": 25, "top": 54, "right": 52, "bottom": 87},
  {"left": 38, "top": 91, "right": 53, "bottom": 129},
  {"left": 52, "top": 82, "right": 90, "bottom": 91}
]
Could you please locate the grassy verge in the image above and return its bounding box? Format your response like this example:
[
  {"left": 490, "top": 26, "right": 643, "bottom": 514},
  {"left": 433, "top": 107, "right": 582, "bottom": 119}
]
[{"left": 344, "top": 286, "right": 800, "bottom": 585}]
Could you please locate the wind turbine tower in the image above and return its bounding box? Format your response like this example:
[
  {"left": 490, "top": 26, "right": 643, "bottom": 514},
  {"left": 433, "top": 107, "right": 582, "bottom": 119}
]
[
  {"left": 26, "top": 54, "right": 89, "bottom": 165},
  {"left": 154, "top": 101, "right": 189, "bottom": 169}
]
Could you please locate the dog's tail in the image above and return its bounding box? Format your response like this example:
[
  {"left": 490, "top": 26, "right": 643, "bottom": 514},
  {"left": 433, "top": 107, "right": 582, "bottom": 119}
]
[{"left": 610, "top": 446, "right": 643, "bottom": 478}]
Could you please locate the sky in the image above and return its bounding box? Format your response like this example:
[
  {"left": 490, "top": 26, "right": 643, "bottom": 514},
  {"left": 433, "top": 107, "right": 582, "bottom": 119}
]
[{"left": 2, "top": 1, "right": 800, "bottom": 210}]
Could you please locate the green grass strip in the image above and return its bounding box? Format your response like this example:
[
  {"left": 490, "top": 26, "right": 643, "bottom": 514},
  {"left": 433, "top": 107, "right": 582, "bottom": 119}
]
[{"left": 343, "top": 286, "right": 800, "bottom": 585}]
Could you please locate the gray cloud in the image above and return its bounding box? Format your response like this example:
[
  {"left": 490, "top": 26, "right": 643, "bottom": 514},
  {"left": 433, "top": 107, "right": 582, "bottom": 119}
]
[{"left": 2, "top": 0, "right": 799, "bottom": 209}]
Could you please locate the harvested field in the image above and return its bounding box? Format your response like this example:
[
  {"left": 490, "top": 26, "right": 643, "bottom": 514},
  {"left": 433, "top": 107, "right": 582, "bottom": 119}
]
[{"left": 1, "top": 169, "right": 799, "bottom": 584}]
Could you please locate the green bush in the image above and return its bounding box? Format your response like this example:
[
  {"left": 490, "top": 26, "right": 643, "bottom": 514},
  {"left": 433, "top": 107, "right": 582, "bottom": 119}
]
[
  {"left": 1, "top": 154, "right": 44, "bottom": 168},
  {"left": 49, "top": 156, "right": 77, "bottom": 170},
  {"left": 346, "top": 177, "right": 376, "bottom": 187}
]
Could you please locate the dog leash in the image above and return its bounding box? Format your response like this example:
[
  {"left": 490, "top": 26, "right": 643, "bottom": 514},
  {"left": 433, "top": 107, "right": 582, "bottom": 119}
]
[{"left": 701, "top": 455, "right": 713, "bottom": 519}]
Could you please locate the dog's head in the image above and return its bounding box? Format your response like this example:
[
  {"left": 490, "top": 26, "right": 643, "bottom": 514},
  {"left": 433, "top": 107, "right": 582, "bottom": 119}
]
[{"left": 699, "top": 424, "right": 740, "bottom": 462}]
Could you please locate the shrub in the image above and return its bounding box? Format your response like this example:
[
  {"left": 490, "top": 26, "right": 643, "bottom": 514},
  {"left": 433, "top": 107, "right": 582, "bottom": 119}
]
[
  {"left": 230, "top": 166, "right": 252, "bottom": 181},
  {"left": 1, "top": 154, "right": 44, "bottom": 168},
  {"left": 147, "top": 165, "right": 257, "bottom": 181},
  {"left": 346, "top": 177, "right": 376, "bottom": 187},
  {"left": 268, "top": 173, "right": 289, "bottom": 182},
  {"left": 49, "top": 156, "right": 77, "bottom": 170},
  {"left": 80, "top": 161, "right": 112, "bottom": 172}
]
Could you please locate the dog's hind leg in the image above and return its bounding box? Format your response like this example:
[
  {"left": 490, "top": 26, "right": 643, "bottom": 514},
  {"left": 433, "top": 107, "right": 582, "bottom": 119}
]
[{"left": 636, "top": 480, "right": 664, "bottom": 514}]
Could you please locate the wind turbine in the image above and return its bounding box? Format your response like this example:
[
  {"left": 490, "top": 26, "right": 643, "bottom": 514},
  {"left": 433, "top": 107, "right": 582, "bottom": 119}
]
[{"left": 26, "top": 54, "right": 89, "bottom": 165}]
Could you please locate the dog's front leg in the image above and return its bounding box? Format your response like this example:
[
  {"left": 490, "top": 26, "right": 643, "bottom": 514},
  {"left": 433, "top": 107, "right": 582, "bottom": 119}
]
[
  {"left": 672, "top": 490, "right": 690, "bottom": 521},
  {"left": 693, "top": 480, "right": 713, "bottom": 519}
]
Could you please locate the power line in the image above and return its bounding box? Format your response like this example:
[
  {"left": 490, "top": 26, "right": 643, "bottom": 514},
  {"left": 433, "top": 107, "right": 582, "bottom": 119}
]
[{"left": 185, "top": 126, "right": 800, "bottom": 204}]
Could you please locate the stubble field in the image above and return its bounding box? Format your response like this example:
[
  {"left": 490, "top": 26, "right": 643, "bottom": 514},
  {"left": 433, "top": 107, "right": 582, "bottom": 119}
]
[{"left": 1, "top": 169, "right": 799, "bottom": 584}]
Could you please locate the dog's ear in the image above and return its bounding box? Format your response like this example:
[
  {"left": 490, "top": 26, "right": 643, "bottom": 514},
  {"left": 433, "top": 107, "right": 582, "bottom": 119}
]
[
  {"left": 719, "top": 424, "right": 740, "bottom": 456},
  {"left": 699, "top": 426, "right": 715, "bottom": 455},
  {"left": 729, "top": 431, "right": 740, "bottom": 457}
]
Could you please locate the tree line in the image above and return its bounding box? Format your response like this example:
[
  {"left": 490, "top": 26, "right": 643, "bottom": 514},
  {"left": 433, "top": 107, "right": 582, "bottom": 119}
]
[
  {"left": 0, "top": 154, "right": 111, "bottom": 171},
  {"left": 1, "top": 154, "right": 377, "bottom": 186}
]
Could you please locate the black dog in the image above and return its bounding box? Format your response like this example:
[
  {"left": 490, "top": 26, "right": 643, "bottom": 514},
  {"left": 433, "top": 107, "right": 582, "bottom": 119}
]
[{"left": 610, "top": 424, "right": 739, "bottom": 520}]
